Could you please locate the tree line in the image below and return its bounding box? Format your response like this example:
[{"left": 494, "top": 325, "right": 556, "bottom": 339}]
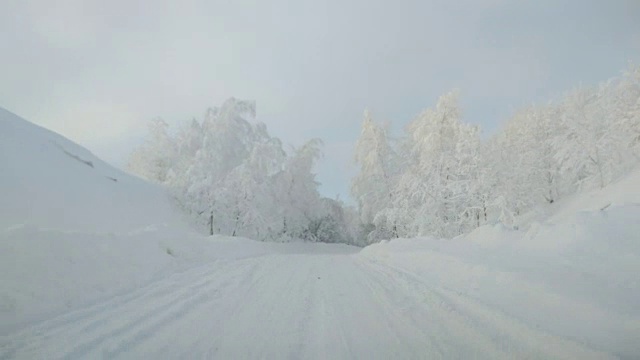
[
  {"left": 129, "top": 65, "right": 640, "bottom": 245},
  {"left": 128, "top": 98, "right": 357, "bottom": 244},
  {"left": 353, "top": 64, "right": 640, "bottom": 243}
]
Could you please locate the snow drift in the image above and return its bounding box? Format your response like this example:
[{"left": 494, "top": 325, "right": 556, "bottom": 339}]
[{"left": 359, "top": 170, "right": 640, "bottom": 358}]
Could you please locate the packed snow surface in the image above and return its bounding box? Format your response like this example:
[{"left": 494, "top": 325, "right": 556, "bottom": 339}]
[
  {"left": 2, "top": 240, "right": 627, "bottom": 360},
  {"left": 1, "top": 108, "right": 639, "bottom": 359}
]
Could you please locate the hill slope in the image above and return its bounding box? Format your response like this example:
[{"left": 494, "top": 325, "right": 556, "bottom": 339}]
[
  {"left": 361, "top": 170, "right": 640, "bottom": 358},
  {"left": 0, "top": 109, "right": 347, "bottom": 335},
  {"left": 0, "top": 107, "right": 183, "bottom": 233}
]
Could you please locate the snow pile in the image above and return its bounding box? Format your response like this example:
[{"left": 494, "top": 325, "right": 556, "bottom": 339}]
[{"left": 358, "top": 170, "right": 640, "bottom": 358}]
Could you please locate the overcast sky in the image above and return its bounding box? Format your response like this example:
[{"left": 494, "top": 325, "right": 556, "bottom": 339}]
[{"left": 2, "top": 0, "right": 640, "bottom": 200}]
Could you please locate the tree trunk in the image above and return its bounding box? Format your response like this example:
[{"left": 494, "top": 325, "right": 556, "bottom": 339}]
[{"left": 209, "top": 212, "right": 214, "bottom": 236}]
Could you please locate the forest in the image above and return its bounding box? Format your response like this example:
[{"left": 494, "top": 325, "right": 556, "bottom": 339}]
[{"left": 128, "top": 64, "right": 640, "bottom": 245}]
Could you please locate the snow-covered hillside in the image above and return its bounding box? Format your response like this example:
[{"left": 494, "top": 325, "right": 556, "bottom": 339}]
[
  {"left": 0, "top": 107, "right": 184, "bottom": 233},
  {"left": 360, "top": 171, "right": 640, "bottom": 358},
  {"left": 0, "top": 108, "right": 193, "bottom": 330},
  {"left": 0, "top": 109, "right": 351, "bottom": 334}
]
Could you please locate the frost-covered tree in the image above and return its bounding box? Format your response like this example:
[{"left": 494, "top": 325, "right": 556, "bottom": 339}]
[
  {"left": 128, "top": 98, "right": 351, "bottom": 244},
  {"left": 351, "top": 110, "right": 399, "bottom": 240},
  {"left": 168, "top": 119, "right": 203, "bottom": 184},
  {"left": 175, "top": 99, "right": 261, "bottom": 224},
  {"left": 350, "top": 65, "right": 640, "bottom": 242},
  {"left": 128, "top": 118, "right": 176, "bottom": 183},
  {"left": 555, "top": 85, "right": 625, "bottom": 189},
  {"left": 494, "top": 105, "right": 564, "bottom": 212},
  {"left": 621, "top": 65, "right": 640, "bottom": 154},
  {"left": 604, "top": 64, "right": 640, "bottom": 166},
  {"left": 478, "top": 68, "right": 638, "bottom": 230},
  {"left": 391, "top": 90, "right": 481, "bottom": 238},
  {"left": 306, "top": 198, "right": 355, "bottom": 244},
  {"left": 272, "top": 139, "right": 324, "bottom": 240},
  {"left": 352, "top": 110, "right": 395, "bottom": 221}
]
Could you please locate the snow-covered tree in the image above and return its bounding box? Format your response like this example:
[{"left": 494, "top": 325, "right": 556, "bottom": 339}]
[
  {"left": 554, "top": 85, "right": 624, "bottom": 190},
  {"left": 351, "top": 110, "right": 398, "bottom": 240},
  {"left": 493, "top": 105, "right": 564, "bottom": 212},
  {"left": 350, "top": 65, "right": 640, "bottom": 242},
  {"left": 306, "top": 198, "right": 354, "bottom": 244},
  {"left": 391, "top": 90, "right": 482, "bottom": 237},
  {"left": 271, "top": 139, "right": 324, "bottom": 240},
  {"left": 128, "top": 98, "right": 349, "bottom": 244},
  {"left": 127, "top": 118, "right": 176, "bottom": 183},
  {"left": 352, "top": 110, "right": 393, "bottom": 220},
  {"left": 607, "top": 64, "right": 640, "bottom": 165}
]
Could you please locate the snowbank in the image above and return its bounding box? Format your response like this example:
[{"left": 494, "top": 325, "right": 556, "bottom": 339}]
[
  {"left": 0, "top": 226, "right": 230, "bottom": 331},
  {"left": 0, "top": 223, "right": 356, "bottom": 333},
  {"left": 358, "top": 175, "right": 640, "bottom": 358}
]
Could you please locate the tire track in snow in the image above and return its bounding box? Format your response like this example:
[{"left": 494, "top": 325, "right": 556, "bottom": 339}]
[
  {"left": 1, "top": 260, "right": 256, "bottom": 359},
  {"left": 63, "top": 260, "right": 259, "bottom": 359},
  {"left": 2, "top": 260, "right": 222, "bottom": 346},
  {"left": 351, "top": 257, "right": 504, "bottom": 359},
  {"left": 1, "top": 249, "right": 620, "bottom": 360},
  {"left": 146, "top": 254, "right": 294, "bottom": 359},
  {"left": 1, "top": 264, "right": 220, "bottom": 358},
  {"left": 204, "top": 254, "right": 318, "bottom": 359},
  {"left": 357, "top": 257, "right": 614, "bottom": 360}
]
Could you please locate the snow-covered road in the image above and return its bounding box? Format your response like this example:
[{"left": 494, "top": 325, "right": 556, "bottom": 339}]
[{"left": 1, "top": 246, "right": 613, "bottom": 360}]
